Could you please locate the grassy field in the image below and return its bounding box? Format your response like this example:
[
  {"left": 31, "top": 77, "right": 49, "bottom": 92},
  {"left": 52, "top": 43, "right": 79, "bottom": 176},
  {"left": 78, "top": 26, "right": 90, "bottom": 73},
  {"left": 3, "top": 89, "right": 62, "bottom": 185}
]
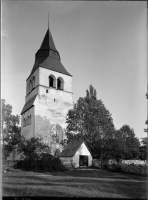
[{"left": 2, "top": 168, "right": 148, "bottom": 198}]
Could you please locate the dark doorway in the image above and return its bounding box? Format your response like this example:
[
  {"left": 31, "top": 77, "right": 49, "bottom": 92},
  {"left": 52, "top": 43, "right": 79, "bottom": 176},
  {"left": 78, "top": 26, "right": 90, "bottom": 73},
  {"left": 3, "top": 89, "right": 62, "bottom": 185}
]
[{"left": 79, "top": 155, "right": 88, "bottom": 167}]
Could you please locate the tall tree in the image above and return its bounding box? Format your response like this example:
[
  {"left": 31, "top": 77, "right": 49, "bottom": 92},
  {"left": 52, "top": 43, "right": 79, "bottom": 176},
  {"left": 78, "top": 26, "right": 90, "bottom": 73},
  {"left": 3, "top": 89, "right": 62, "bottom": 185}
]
[
  {"left": 65, "top": 85, "right": 115, "bottom": 158},
  {"left": 2, "top": 99, "right": 21, "bottom": 158}
]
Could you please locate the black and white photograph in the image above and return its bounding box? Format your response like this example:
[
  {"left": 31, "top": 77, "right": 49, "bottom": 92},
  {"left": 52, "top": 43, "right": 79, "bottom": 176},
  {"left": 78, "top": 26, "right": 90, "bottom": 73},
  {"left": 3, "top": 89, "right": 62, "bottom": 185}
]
[{"left": 1, "top": 1, "right": 147, "bottom": 198}]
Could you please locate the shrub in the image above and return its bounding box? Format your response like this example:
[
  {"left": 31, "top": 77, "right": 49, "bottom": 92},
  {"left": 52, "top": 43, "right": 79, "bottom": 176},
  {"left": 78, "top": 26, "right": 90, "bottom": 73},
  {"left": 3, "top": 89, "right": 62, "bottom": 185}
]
[{"left": 14, "top": 153, "right": 67, "bottom": 172}]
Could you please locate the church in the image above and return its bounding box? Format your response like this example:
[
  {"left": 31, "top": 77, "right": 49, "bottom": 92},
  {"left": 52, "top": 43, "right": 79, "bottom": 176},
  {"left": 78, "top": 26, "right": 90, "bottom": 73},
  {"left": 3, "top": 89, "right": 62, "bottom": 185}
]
[
  {"left": 21, "top": 25, "right": 73, "bottom": 155},
  {"left": 20, "top": 23, "right": 93, "bottom": 167}
]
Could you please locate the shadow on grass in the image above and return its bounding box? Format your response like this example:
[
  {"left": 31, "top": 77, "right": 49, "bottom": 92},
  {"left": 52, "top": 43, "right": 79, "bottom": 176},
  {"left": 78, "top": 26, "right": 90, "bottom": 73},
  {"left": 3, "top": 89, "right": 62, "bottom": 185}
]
[
  {"left": 4, "top": 168, "right": 147, "bottom": 183},
  {"left": 3, "top": 186, "right": 70, "bottom": 197},
  {"left": 3, "top": 169, "right": 148, "bottom": 198},
  {"left": 48, "top": 168, "right": 147, "bottom": 181}
]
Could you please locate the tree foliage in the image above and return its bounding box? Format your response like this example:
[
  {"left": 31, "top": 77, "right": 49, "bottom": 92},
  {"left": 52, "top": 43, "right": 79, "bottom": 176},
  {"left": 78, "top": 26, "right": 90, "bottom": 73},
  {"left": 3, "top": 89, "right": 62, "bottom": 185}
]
[
  {"left": 113, "top": 125, "right": 140, "bottom": 160},
  {"left": 2, "top": 99, "right": 21, "bottom": 157},
  {"left": 15, "top": 136, "right": 66, "bottom": 172},
  {"left": 65, "top": 85, "right": 141, "bottom": 161},
  {"left": 139, "top": 137, "right": 147, "bottom": 160},
  {"left": 18, "top": 137, "right": 51, "bottom": 161},
  {"left": 65, "top": 85, "right": 115, "bottom": 159}
]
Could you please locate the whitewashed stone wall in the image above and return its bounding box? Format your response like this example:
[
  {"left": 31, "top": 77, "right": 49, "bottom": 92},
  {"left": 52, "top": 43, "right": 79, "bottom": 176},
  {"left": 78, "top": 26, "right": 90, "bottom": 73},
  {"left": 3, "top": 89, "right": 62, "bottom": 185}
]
[
  {"left": 73, "top": 143, "right": 92, "bottom": 167},
  {"left": 39, "top": 68, "right": 72, "bottom": 93},
  {"left": 21, "top": 106, "right": 35, "bottom": 139},
  {"left": 60, "top": 143, "right": 92, "bottom": 168},
  {"left": 22, "top": 65, "right": 73, "bottom": 155}
]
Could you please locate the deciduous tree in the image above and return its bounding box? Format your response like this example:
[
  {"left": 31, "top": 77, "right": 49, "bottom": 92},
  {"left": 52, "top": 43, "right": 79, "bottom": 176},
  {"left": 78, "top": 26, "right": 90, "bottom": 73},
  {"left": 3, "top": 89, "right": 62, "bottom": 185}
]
[
  {"left": 2, "top": 99, "right": 21, "bottom": 158},
  {"left": 115, "top": 125, "right": 140, "bottom": 160},
  {"left": 65, "top": 85, "right": 115, "bottom": 158}
]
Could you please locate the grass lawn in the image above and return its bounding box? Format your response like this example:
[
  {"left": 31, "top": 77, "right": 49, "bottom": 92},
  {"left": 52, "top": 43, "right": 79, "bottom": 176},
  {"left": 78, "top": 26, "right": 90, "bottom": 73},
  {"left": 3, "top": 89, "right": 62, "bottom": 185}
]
[{"left": 2, "top": 168, "right": 148, "bottom": 198}]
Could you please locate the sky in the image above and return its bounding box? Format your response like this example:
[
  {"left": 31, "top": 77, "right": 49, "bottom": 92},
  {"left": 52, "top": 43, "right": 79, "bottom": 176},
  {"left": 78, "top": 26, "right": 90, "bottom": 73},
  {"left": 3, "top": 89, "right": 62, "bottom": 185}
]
[{"left": 2, "top": 1, "right": 147, "bottom": 140}]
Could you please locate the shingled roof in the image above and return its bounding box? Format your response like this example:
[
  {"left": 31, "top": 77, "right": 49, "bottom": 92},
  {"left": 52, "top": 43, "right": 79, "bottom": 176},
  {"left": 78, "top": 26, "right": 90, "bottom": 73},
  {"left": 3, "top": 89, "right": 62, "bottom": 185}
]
[
  {"left": 40, "top": 29, "right": 57, "bottom": 52},
  {"left": 59, "top": 140, "right": 84, "bottom": 157},
  {"left": 21, "top": 94, "right": 37, "bottom": 115},
  {"left": 30, "top": 55, "right": 72, "bottom": 77},
  {"left": 27, "top": 28, "right": 72, "bottom": 80}
]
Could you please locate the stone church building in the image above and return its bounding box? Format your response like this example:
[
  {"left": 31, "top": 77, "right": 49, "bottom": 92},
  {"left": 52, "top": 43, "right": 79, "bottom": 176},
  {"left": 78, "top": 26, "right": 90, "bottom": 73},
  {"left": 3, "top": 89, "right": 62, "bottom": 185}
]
[{"left": 21, "top": 26, "right": 73, "bottom": 155}]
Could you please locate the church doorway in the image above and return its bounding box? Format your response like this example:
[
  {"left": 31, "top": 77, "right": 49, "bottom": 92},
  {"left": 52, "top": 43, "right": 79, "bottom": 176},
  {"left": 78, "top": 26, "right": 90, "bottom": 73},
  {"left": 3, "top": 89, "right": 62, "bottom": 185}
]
[{"left": 79, "top": 155, "right": 88, "bottom": 167}]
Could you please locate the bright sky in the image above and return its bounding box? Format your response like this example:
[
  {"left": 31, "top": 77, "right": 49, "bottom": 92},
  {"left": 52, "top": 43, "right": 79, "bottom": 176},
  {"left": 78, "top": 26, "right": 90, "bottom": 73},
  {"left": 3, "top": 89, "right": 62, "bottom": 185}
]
[{"left": 2, "top": 1, "right": 147, "bottom": 139}]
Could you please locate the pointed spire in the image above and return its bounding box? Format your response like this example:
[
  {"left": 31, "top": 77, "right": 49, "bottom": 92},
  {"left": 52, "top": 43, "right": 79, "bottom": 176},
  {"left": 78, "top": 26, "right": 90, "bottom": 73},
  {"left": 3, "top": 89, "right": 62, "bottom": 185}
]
[
  {"left": 48, "top": 13, "right": 49, "bottom": 30},
  {"left": 39, "top": 28, "right": 57, "bottom": 52},
  {"left": 27, "top": 18, "right": 72, "bottom": 79},
  {"left": 38, "top": 14, "right": 57, "bottom": 51},
  {"left": 48, "top": 13, "right": 50, "bottom": 47}
]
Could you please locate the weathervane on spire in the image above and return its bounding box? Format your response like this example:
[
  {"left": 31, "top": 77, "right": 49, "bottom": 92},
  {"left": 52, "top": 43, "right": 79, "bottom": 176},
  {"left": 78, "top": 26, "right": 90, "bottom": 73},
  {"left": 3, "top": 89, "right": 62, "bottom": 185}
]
[{"left": 48, "top": 12, "right": 49, "bottom": 30}]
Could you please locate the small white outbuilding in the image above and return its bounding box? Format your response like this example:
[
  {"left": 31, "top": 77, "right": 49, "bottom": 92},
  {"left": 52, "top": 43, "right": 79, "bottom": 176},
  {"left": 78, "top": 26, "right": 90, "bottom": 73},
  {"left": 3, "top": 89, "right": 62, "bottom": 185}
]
[{"left": 59, "top": 140, "right": 92, "bottom": 168}]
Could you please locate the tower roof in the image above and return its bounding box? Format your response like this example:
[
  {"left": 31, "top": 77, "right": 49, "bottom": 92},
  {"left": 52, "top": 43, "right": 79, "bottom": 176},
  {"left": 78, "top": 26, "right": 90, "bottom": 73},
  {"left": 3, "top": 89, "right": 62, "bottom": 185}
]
[
  {"left": 27, "top": 27, "right": 72, "bottom": 80},
  {"left": 29, "top": 56, "right": 72, "bottom": 77},
  {"left": 40, "top": 29, "right": 57, "bottom": 52}
]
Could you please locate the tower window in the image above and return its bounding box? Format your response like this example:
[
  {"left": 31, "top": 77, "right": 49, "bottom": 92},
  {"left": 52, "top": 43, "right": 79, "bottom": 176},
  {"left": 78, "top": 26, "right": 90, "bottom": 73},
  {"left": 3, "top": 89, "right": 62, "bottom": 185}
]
[
  {"left": 33, "top": 76, "right": 35, "bottom": 88},
  {"left": 57, "top": 79, "right": 61, "bottom": 89},
  {"left": 57, "top": 77, "right": 64, "bottom": 90},
  {"left": 28, "top": 115, "right": 30, "bottom": 125},
  {"left": 24, "top": 118, "right": 26, "bottom": 127},
  {"left": 29, "top": 80, "right": 33, "bottom": 92},
  {"left": 27, "top": 116, "right": 29, "bottom": 125},
  {"left": 49, "top": 75, "right": 56, "bottom": 88},
  {"left": 49, "top": 76, "right": 54, "bottom": 87},
  {"left": 46, "top": 89, "right": 48, "bottom": 93}
]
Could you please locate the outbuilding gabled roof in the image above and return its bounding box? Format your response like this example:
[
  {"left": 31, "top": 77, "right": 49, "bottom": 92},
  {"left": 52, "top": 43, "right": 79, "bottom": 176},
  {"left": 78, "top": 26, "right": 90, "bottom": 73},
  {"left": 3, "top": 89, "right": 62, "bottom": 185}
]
[{"left": 59, "top": 140, "right": 84, "bottom": 157}]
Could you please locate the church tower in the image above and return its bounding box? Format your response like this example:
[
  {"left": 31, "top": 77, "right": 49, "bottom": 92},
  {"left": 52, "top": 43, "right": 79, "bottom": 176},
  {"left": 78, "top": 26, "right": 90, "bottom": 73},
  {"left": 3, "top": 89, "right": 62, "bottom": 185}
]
[{"left": 21, "top": 25, "right": 73, "bottom": 152}]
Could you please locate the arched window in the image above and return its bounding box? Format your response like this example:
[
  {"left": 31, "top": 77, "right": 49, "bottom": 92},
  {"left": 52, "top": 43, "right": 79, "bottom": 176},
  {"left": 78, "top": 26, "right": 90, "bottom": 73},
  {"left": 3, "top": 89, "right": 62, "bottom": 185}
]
[
  {"left": 57, "top": 77, "right": 64, "bottom": 90},
  {"left": 28, "top": 83, "right": 30, "bottom": 94},
  {"left": 28, "top": 116, "right": 30, "bottom": 125},
  {"left": 33, "top": 76, "right": 35, "bottom": 88},
  {"left": 24, "top": 118, "right": 26, "bottom": 127},
  {"left": 29, "top": 80, "right": 33, "bottom": 92},
  {"left": 28, "top": 82, "right": 30, "bottom": 92},
  {"left": 49, "top": 76, "right": 54, "bottom": 87},
  {"left": 49, "top": 75, "right": 56, "bottom": 88},
  {"left": 51, "top": 124, "right": 59, "bottom": 143},
  {"left": 57, "top": 79, "right": 61, "bottom": 89},
  {"left": 26, "top": 116, "right": 28, "bottom": 126}
]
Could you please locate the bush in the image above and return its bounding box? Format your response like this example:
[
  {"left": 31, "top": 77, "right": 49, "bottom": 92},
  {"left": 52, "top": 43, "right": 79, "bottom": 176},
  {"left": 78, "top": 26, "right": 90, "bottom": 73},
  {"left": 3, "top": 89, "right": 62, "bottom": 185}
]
[
  {"left": 14, "top": 153, "right": 67, "bottom": 172},
  {"left": 107, "top": 163, "right": 121, "bottom": 172}
]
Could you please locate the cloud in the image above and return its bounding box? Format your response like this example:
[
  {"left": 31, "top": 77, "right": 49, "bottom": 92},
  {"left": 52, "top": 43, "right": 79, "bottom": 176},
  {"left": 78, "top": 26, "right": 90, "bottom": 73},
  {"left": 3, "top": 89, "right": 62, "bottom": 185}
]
[{"left": 2, "top": 29, "right": 10, "bottom": 38}]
